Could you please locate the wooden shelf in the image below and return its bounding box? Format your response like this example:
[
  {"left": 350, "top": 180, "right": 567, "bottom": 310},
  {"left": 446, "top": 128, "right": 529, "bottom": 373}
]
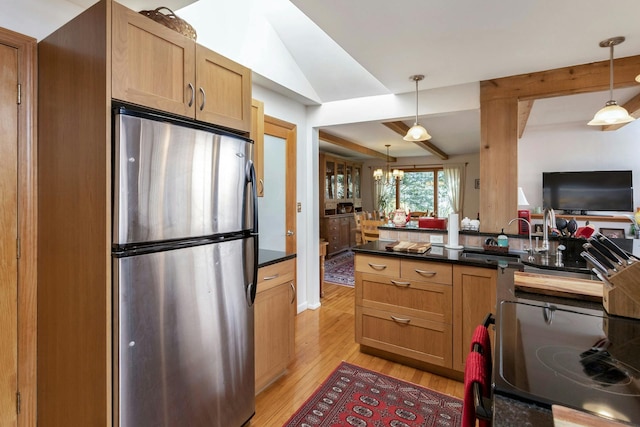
[{"left": 529, "top": 214, "right": 631, "bottom": 223}]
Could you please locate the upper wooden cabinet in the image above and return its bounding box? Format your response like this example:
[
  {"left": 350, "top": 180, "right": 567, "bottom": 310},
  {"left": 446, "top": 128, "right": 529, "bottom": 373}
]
[{"left": 112, "top": 2, "right": 251, "bottom": 132}]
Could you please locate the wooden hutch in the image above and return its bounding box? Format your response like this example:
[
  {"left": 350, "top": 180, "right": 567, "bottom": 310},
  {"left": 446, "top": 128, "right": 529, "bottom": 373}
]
[{"left": 319, "top": 152, "right": 363, "bottom": 256}]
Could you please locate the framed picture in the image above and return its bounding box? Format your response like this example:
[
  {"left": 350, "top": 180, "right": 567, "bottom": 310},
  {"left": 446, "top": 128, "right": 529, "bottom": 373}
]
[
  {"left": 534, "top": 224, "right": 543, "bottom": 233},
  {"left": 474, "top": 178, "right": 480, "bottom": 190},
  {"left": 599, "top": 228, "right": 625, "bottom": 239}
]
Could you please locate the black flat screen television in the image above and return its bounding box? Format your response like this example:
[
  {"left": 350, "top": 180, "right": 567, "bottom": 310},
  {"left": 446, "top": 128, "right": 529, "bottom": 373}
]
[{"left": 542, "top": 170, "right": 633, "bottom": 214}]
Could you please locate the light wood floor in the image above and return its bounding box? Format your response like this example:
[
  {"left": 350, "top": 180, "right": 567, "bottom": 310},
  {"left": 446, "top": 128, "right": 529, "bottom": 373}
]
[{"left": 249, "top": 282, "right": 464, "bottom": 425}]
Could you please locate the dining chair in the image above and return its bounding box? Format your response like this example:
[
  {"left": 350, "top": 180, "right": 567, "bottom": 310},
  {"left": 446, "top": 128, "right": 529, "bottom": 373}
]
[
  {"left": 361, "top": 219, "right": 385, "bottom": 243},
  {"left": 353, "top": 212, "right": 364, "bottom": 245}
]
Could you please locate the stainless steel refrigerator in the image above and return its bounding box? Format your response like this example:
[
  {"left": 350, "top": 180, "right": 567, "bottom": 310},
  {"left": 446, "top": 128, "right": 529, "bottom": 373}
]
[{"left": 111, "top": 107, "right": 258, "bottom": 427}]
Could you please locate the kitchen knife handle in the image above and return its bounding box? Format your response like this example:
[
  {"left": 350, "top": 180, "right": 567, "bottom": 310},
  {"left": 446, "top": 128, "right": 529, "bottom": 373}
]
[
  {"left": 589, "top": 238, "right": 623, "bottom": 266},
  {"left": 585, "top": 246, "right": 616, "bottom": 271},
  {"left": 595, "top": 233, "right": 631, "bottom": 261}
]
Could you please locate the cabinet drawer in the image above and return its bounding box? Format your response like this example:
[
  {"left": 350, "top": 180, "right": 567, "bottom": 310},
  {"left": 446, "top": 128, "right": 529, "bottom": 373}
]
[
  {"left": 258, "top": 259, "right": 295, "bottom": 293},
  {"left": 357, "top": 274, "right": 452, "bottom": 323},
  {"left": 355, "top": 254, "right": 400, "bottom": 277},
  {"left": 401, "top": 259, "right": 452, "bottom": 285},
  {"left": 356, "top": 306, "right": 452, "bottom": 368}
]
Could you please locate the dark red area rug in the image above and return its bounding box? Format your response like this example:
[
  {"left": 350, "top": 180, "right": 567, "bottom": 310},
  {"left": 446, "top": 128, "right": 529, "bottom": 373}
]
[
  {"left": 324, "top": 251, "right": 354, "bottom": 287},
  {"left": 283, "top": 362, "right": 462, "bottom": 427}
]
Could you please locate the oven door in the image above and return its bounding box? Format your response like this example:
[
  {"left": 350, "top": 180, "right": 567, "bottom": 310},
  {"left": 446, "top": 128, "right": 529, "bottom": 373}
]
[{"left": 494, "top": 300, "right": 640, "bottom": 425}]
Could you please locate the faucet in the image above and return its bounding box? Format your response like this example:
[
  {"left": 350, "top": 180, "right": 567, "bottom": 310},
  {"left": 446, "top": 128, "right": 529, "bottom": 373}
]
[
  {"left": 508, "top": 217, "right": 535, "bottom": 261},
  {"left": 539, "top": 207, "right": 555, "bottom": 253}
]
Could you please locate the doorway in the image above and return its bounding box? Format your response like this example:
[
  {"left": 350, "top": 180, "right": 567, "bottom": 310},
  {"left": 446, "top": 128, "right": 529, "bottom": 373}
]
[
  {"left": 0, "top": 28, "right": 37, "bottom": 426},
  {"left": 259, "top": 116, "right": 297, "bottom": 254}
]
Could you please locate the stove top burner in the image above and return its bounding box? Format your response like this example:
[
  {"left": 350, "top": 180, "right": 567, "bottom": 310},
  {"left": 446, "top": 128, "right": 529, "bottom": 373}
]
[
  {"left": 495, "top": 300, "right": 640, "bottom": 425},
  {"left": 536, "top": 345, "right": 640, "bottom": 396}
]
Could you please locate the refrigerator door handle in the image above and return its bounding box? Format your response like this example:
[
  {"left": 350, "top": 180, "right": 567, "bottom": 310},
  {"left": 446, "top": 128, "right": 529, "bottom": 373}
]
[{"left": 247, "top": 161, "right": 259, "bottom": 306}]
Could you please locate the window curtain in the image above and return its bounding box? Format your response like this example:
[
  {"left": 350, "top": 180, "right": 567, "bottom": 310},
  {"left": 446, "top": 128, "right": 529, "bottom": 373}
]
[{"left": 444, "top": 163, "right": 466, "bottom": 214}]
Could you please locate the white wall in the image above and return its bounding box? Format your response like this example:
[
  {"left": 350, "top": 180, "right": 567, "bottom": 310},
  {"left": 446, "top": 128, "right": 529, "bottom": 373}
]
[
  {"left": 518, "top": 120, "right": 640, "bottom": 235},
  {"left": 251, "top": 85, "right": 320, "bottom": 312}
]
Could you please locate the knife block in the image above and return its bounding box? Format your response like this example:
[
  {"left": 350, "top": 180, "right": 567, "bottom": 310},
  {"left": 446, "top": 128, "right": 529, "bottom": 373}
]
[{"left": 602, "top": 262, "right": 640, "bottom": 319}]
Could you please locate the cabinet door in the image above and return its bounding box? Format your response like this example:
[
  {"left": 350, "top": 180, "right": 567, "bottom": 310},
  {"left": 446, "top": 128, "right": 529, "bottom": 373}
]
[
  {"left": 339, "top": 217, "right": 350, "bottom": 250},
  {"left": 112, "top": 2, "right": 195, "bottom": 118},
  {"left": 336, "top": 161, "right": 345, "bottom": 199},
  {"left": 354, "top": 165, "right": 361, "bottom": 199},
  {"left": 346, "top": 164, "right": 353, "bottom": 199},
  {"left": 254, "top": 260, "right": 296, "bottom": 393},
  {"left": 195, "top": 44, "right": 251, "bottom": 131},
  {"left": 251, "top": 99, "right": 264, "bottom": 197},
  {"left": 452, "top": 265, "right": 497, "bottom": 372},
  {"left": 324, "top": 158, "right": 336, "bottom": 200}
]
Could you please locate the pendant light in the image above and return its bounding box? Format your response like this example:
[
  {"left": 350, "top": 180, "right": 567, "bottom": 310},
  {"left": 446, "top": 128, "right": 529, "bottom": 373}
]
[
  {"left": 588, "top": 36, "right": 635, "bottom": 126},
  {"left": 403, "top": 75, "right": 432, "bottom": 141}
]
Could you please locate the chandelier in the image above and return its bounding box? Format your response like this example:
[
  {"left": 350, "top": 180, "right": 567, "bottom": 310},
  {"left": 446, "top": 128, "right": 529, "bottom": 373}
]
[{"left": 373, "top": 144, "right": 404, "bottom": 185}]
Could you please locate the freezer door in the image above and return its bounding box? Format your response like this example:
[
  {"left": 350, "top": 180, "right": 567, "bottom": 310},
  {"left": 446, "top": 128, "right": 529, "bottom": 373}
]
[
  {"left": 114, "top": 112, "right": 254, "bottom": 246},
  {"left": 114, "top": 237, "right": 256, "bottom": 427}
]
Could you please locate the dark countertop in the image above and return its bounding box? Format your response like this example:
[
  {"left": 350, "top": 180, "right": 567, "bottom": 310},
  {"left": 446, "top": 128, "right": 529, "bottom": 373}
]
[
  {"left": 258, "top": 249, "right": 296, "bottom": 268},
  {"left": 351, "top": 240, "right": 514, "bottom": 270}
]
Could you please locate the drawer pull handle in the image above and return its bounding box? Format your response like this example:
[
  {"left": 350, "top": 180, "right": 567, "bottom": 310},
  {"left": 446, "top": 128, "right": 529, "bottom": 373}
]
[
  {"left": 368, "top": 263, "right": 387, "bottom": 270},
  {"left": 263, "top": 274, "right": 279, "bottom": 280},
  {"left": 415, "top": 269, "right": 437, "bottom": 276},
  {"left": 391, "top": 280, "right": 411, "bottom": 287},
  {"left": 390, "top": 316, "right": 411, "bottom": 324}
]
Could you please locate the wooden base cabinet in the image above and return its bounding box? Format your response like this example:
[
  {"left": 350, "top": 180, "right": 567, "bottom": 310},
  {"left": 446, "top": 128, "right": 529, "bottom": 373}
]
[
  {"left": 321, "top": 215, "right": 355, "bottom": 256},
  {"left": 254, "top": 258, "right": 296, "bottom": 393},
  {"left": 452, "top": 265, "right": 497, "bottom": 372},
  {"left": 355, "top": 255, "right": 453, "bottom": 368},
  {"left": 355, "top": 254, "right": 498, "bottom": 376}
]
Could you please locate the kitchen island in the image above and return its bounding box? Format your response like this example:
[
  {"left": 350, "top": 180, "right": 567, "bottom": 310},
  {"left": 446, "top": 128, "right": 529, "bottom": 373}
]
[{"left": 352, "top": 240, "right": 640, "bottom": 426}]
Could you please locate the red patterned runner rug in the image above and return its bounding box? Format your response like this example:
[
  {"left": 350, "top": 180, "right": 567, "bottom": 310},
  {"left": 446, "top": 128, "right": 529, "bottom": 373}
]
[{"left": 283, "top": 362, "right": 462, "bottom": 427}]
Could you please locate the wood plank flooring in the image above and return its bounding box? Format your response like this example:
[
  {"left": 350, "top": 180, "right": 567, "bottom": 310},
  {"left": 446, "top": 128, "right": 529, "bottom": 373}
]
[{"left": 249, "top": 283, "right": 464, "bottom": 425}]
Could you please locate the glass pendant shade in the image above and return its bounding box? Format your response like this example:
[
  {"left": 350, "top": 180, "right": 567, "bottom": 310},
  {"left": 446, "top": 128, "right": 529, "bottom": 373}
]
[
  {"left": 588, "top": 101, "right": 634, "bottom": 126},
  {"left": 588, "top": 37, "right": 635, "bottom": 126},
  {"left": 403, "top": 124, "right": 432, "bottom": 141}
]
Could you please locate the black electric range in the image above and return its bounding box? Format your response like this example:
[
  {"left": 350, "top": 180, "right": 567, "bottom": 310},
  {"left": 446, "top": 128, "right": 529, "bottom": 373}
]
[{"left": 494, "top": 298, "right": 640, "bottom": 425}]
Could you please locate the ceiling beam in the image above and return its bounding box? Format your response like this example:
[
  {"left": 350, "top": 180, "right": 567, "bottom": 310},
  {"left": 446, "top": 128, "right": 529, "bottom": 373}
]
[
  {"left": 382, "top": 122, "right": 449, "bottom": 160},
  {"left": 318, "top": 130, "right": 396, "bottom": 161},
  {"left": 481, "top": 55, "right": 640, "bottom": 102},
  {"left": 601, "top": 91, "right": 640, "bottom": 131},
  {"left": 517, "top": 99, "right": 534, "bottom": 139}
]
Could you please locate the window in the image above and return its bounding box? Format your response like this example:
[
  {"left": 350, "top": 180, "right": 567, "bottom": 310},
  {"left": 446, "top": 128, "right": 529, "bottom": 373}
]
[{"left": 377, "top": 168, "right": 452, "bottom": 218}]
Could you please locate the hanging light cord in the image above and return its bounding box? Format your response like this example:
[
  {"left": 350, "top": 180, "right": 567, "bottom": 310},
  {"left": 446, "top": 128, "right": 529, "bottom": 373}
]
[
  {"left": 608, "top": 41, "right": 614, "bottom": 102},
  {"left": 414, "top": 77, "right": 419, "bottom": 124}
]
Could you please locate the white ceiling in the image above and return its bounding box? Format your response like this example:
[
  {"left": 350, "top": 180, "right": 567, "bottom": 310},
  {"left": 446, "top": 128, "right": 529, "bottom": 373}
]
[{"left": 3, "top": 0, "right": 640, "bottom": 160}]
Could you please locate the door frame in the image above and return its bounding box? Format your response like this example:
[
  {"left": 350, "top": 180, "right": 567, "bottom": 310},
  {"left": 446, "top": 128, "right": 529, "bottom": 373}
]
[
  {"left": 0, "top": 27, "right": 37, "bottom": 426},
  {"left": 264, "top": 116, "right": 297, "bottom": 254}
]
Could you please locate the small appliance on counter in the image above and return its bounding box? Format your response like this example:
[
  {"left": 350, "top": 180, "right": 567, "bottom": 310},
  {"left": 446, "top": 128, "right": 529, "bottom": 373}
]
[{"left": 418, "top": 217, "right": 447, "bottom": 229}]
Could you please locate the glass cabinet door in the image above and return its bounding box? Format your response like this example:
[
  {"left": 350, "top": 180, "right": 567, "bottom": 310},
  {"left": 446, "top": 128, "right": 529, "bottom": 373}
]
[
  {"left": 346, "top": 164, "right": 353, "bottom": 199},
  {"left": 325, "top": 158, "right": 335, "bottom": 199},
  {"left": 354, "top": 165, "right": 361, "bottom": 199},
  {"left": 336, "top": 162, "right": 345, "bottom": 199}
]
